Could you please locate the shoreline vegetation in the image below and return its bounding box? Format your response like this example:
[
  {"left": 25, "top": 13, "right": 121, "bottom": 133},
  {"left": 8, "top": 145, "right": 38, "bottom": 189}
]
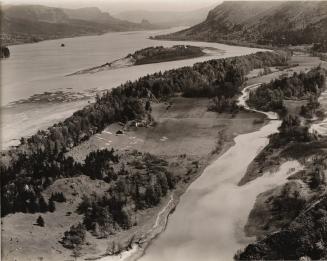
[
  {"left": 235, "top": 66, "right": 327, "bottom": 260},
  {"left": 1, "top": 51, "right": 288, "bottom": 261},
  {"left": 239, "top": 66, "right": 327, "bottom": 185},
  {"left": 68, "top": 45, "right": 214, "bottom": 76}
]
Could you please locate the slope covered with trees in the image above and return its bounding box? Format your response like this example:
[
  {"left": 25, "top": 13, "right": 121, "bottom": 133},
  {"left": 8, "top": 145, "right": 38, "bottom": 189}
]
[
  {"left": 247, "top": 67, "right": 326, "bottom": 116},
  {"left": 237, "top": 158, "right": 327, "bottom": 260},
  {"left": 155, "top": 1, "right": 327, "bottom": 47},
  {"left": 237, "top": 67, "right": 327, "bottom": 260},
  {"left": 0, "top": 4, "right": 158, "bottom": 45}
]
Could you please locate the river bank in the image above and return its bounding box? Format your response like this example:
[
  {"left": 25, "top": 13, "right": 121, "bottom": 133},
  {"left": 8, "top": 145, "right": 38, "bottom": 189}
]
[{"left": 236, "top": 68, "right": 327, "bottom": 261}]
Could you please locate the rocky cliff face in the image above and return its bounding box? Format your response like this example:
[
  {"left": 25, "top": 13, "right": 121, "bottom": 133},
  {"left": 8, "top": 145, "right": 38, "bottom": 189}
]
[{"left": 157, "top": 1, "right": 327, "bottom": 46}]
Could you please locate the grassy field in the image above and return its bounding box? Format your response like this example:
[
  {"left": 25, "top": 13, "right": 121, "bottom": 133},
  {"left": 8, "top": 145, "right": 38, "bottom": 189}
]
[{"left": 67, "top": 97, "right": 265, "bottom": 162}]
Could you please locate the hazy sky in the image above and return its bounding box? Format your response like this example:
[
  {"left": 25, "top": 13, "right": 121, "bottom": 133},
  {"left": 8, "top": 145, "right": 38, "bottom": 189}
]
[
  {"left": 1, "top": 0, "right": 320, "bottom": 14},
  {"left": 1, "top": 0, "right": 221, "bottom": 13}
]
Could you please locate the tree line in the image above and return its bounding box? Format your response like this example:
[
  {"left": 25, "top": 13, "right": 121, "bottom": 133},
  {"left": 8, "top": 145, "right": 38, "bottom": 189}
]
[
  {"left": 247, "top": 67, "right": 326, "bottom": 116},
  {"left": 129, "top": 45, "right": 205, "bottom": 65}
]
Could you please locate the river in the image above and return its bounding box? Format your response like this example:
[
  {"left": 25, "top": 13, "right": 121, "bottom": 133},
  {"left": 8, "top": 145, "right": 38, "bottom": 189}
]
[
  {"left": 138, "top": 85, "right": 303, "bottom": 261},
  {"left": 1, "top": 27, "right": 264, "bottom": 149}
]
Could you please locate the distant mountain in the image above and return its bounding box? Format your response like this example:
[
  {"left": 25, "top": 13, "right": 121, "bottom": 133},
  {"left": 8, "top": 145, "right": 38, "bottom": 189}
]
[
  {"left": 0, "top": 4, "right": 159, "bottom": 45},
  {"left": 156, "top": 1, "right": 327, "bottom": 46},
  {"left": 115, "top": 6, "right": 212, "bottom": 27},
  {"left": 63, "top": 7, "right": 122, "bottom": 24},
  {"left": 2, "top": 4, "right": 69, "bottom": 23}
]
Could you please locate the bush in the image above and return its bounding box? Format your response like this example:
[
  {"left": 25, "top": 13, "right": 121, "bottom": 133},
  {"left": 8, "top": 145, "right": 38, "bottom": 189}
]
[
  {"left": 36, "top": 215, "right": 45, "bottom": 227},
  {"left": 61, "top": 223, "right": 86, "bottom": 249}
]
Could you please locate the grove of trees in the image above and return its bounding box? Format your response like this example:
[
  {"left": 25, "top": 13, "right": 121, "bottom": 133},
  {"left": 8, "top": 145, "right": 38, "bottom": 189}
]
[{"left": 248, "top": 67, "right": 326, "bottom": 116}]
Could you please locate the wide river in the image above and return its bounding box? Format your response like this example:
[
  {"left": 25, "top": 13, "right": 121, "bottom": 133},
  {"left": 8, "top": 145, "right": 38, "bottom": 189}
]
[
  {"left": 2, "top": 27, "right": 303, "bottom": 261},
  {"left": 1, "top": 27, "right": 265, "bottom": 149}
]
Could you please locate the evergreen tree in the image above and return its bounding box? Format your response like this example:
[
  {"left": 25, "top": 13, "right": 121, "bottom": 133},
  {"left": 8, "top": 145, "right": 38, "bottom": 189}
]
[
  {"left": 48, "top": 199, "right": 56, "bottom": 212},
  {"left": 39, "top": 196, "right": 48, "bottom": 213},
  {"left": 36, "top": 215, "right": 45, "bottom": 227},
  {"left": 28, "top": 195, "right": 39, "bottom": 213}
]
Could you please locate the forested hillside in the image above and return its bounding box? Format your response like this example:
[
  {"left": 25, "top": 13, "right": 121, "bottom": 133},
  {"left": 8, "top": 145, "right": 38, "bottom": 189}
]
[
  {"left": 0, "top": 4, "right": 158, "bottom": 45},
  {"left": 156, "top": 1, "right": 327, "bottom": 46},
  {"left": 236, "top": 68, "right": 327, "bottom": 261},
  {"left": 247, "top": 67, "right": 326, "bottom": 116}
]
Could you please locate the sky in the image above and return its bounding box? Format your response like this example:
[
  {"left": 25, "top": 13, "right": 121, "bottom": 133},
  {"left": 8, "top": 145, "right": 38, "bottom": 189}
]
[
  {"left": 1, "top": 0, "right": 221, "bottom": 13},
  {"left": 1, "top": 0, "right": 321, "bottom": 14}
]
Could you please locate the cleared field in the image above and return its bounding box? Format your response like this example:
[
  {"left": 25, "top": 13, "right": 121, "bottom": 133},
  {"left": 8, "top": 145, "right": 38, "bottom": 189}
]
[{"left": 67, "top": 97, "right": 265, "bottom": 162}]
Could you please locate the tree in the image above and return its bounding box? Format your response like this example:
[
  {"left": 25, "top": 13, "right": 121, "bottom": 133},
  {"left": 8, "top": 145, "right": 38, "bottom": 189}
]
[
  {"left": 50, "top": 192, "right": 66, "bottom": 203},
  {"left": 28, "top": 195, "right": 39, "bottom": 214},
  {"left": 39, "top": 196, "right": 48, "bottom": 213},
  {"left": 61, "top": 223, "right": 86, "bottom": 249},
  {"left": 36, "top": 215, "right": 45, "bottom": 227},
  {"left": 145, "top": 100, "right": 152, "bottom": 112},
  {"left": 48, "top": 199, "right": 56, "bottom": 212}
]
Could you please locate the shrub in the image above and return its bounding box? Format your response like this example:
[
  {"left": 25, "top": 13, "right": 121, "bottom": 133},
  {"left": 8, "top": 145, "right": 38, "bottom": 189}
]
[
  {"left": 61, "top": 223, "right": 86, "bottom": 249},
  {"left": 36, "top": 215, "right": 45, "bottom": 227}
]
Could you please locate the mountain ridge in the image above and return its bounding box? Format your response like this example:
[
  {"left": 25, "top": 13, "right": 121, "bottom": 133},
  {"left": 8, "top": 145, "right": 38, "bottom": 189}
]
[
  {"left": 0, "top": 4, "right": 160, "bottom": 45},
  {"left": 156, "top": 1, "right": 327, "bottom": 46},
  {"left": 115, "top": 6, "right": 212, "bottom": 27}
]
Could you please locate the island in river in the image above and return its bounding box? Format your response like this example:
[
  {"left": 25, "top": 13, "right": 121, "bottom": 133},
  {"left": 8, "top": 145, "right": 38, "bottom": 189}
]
[{"left": 68, "top": 45, "right": 222, "bottom": 75}]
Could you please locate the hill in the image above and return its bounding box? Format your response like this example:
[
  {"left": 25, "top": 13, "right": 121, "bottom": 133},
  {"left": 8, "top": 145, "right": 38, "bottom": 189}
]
[
  {"left": 155, "top": 1, "right": 327, "bottom": 46},
  {"left": 0, "top": 4, "right": 159, "bottom": 45},
  {"left": 115, "top": 6, "right": 211, "bottom": 27}
]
